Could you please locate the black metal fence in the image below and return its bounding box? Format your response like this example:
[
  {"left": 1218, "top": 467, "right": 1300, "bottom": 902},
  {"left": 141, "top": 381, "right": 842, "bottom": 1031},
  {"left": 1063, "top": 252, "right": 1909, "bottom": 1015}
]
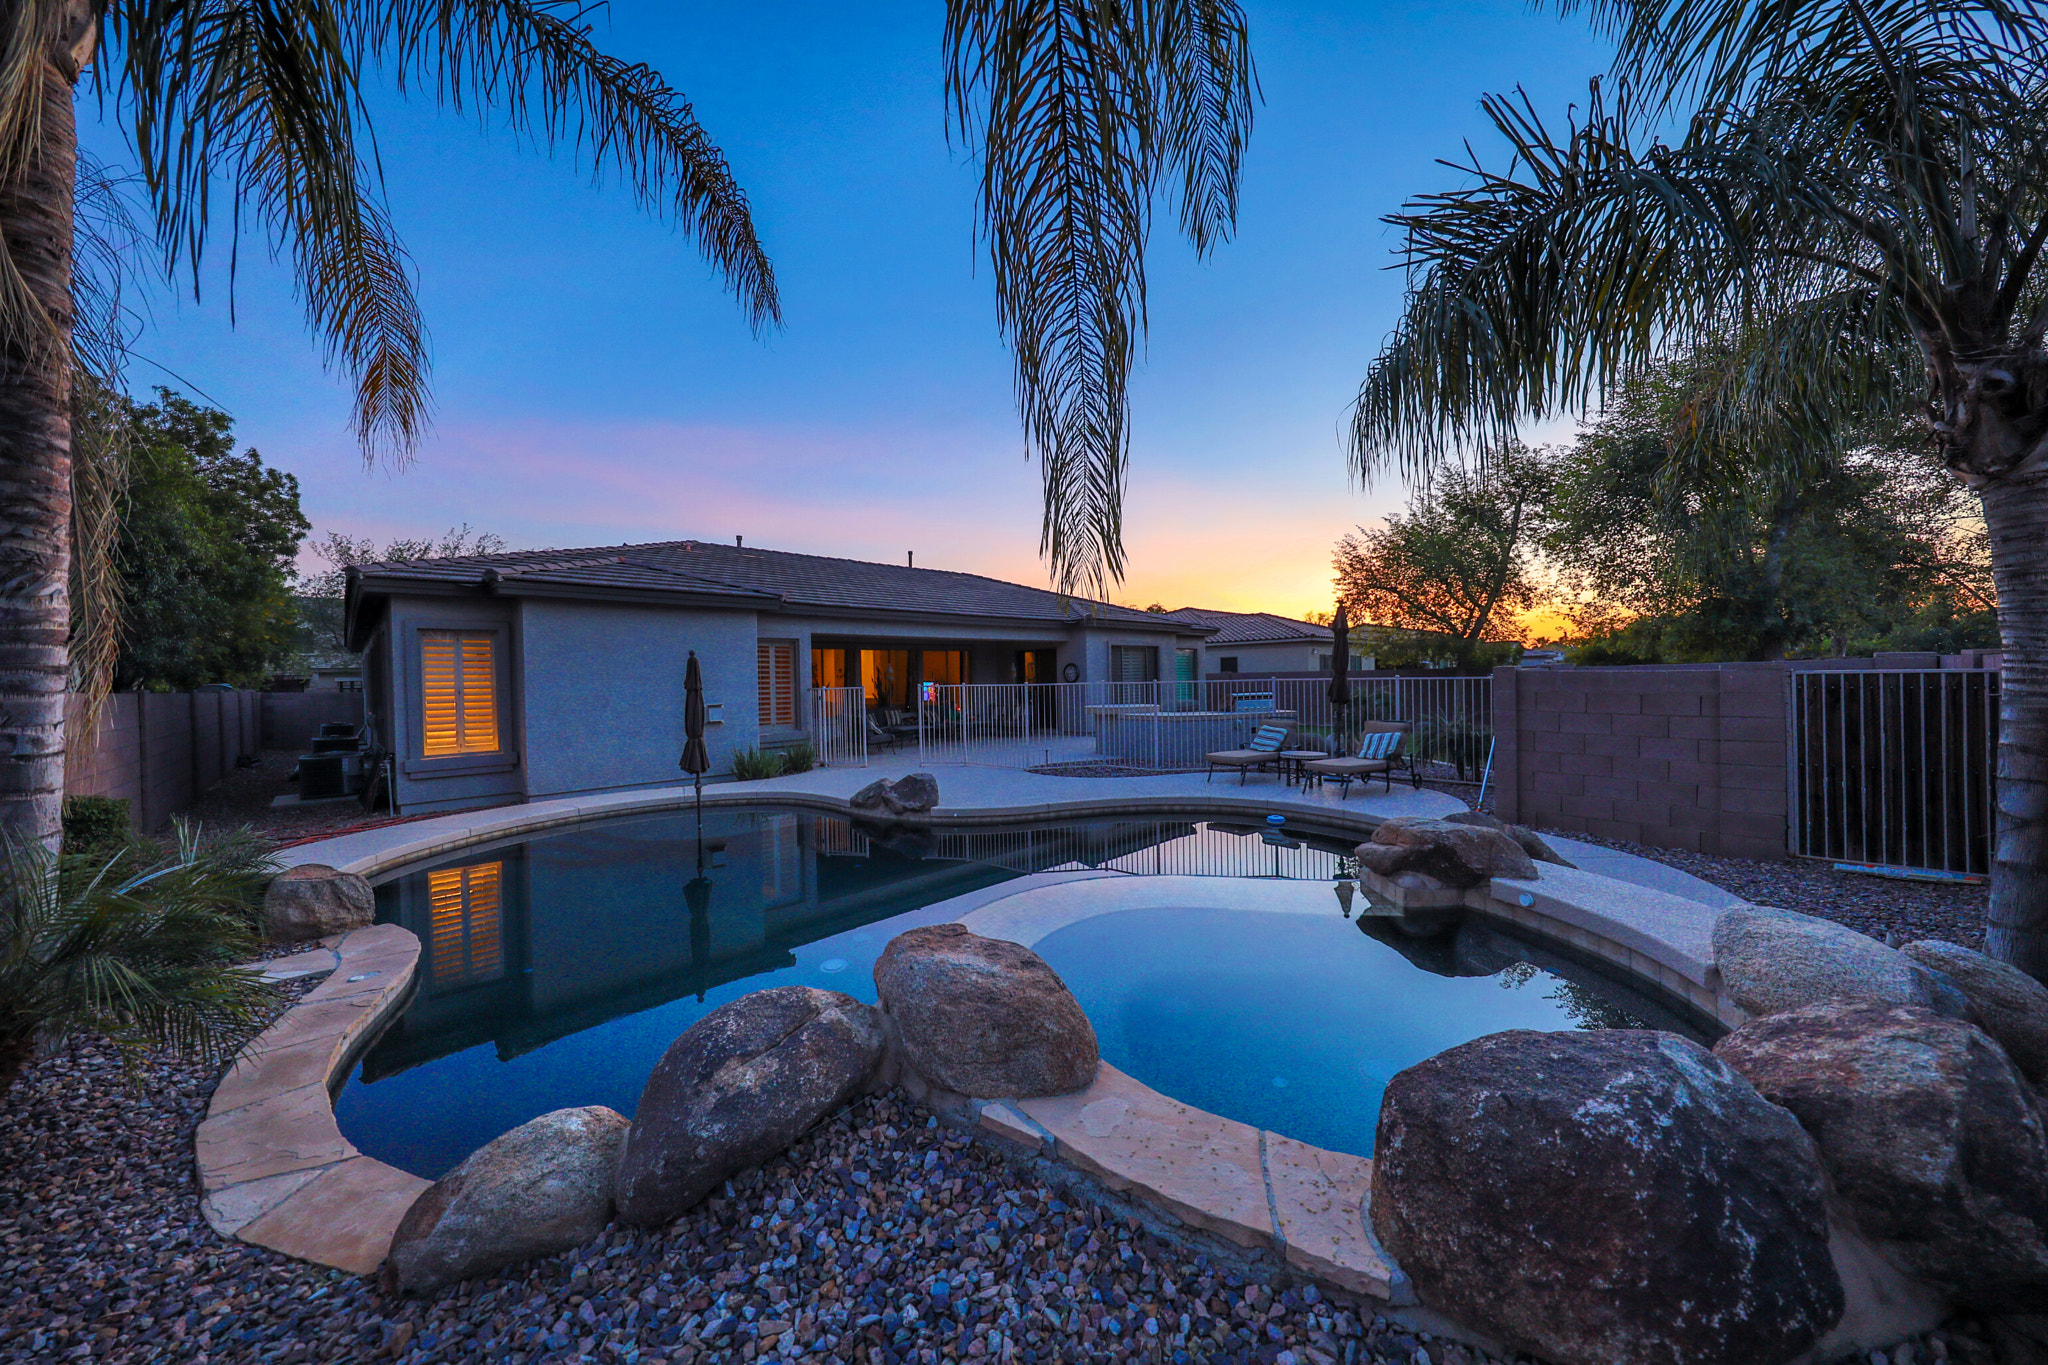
[{"left": 1788, "top": 669, "right": 2000, "bottom": 876}]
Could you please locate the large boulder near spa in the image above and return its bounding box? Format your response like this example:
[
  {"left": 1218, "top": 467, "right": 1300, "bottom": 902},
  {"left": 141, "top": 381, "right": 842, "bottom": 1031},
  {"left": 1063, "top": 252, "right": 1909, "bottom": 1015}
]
[
  {"left": 874, "top": 922, "right": 1098, "bottom": 1098},
  {"left": 262, "top": 864, "right": 374, "bottom": 943},
  {"left": 614, "top": 987, "right": 884, "bottom": 1227},
  {"left": 1902, "top": 939, "right": 2048, "bottom": 1083},
  {"left": 1371, "top": 1029, "right": 1842, "bottom": 1365},
  {"left": 849, "top": 772, "right": 941, "bottom": 817},
  {"left": 384, "top": 1106, "right": 628, "bottom": 1294},
  {"left": 1715, "top": 1001, "right": 2048, "bottom": 1308},
  {"left": 1712, "top": 906, "right": 1970, "bottom": 1020},
  {"left": 1353, "top": 816, "right": 1537, "bottom": 889}
]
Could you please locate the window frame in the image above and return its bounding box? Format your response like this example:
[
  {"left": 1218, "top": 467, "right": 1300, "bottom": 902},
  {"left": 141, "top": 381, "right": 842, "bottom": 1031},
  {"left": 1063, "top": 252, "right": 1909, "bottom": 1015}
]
[{"left": 403, "top": 621, "right": 518, "bottom": 776}]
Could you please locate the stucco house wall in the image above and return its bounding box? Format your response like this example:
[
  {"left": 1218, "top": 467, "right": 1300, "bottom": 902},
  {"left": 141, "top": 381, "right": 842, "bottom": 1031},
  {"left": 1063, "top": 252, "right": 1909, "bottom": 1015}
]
[
  {"left": 520, "top": 599, "right": 760, "bottom": 798},
  {"left": 382, "top": 594, "right": 524, "bottom": 814}
]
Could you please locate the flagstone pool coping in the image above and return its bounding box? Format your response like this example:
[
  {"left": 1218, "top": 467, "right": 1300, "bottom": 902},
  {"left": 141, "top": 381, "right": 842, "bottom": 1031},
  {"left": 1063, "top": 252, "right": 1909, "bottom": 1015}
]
[{"left": 199, "top": 784, "right": 1748, "bottom": 1292}]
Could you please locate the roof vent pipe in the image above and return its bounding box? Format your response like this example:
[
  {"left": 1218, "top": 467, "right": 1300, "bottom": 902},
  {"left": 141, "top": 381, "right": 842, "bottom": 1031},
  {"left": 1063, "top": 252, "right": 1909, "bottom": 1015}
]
[
  {"left": 735, "top": 535, "right": 743, "bottom": 548},
  {"left": 908, "top": 551, "right": 914, "bottom": 568}
]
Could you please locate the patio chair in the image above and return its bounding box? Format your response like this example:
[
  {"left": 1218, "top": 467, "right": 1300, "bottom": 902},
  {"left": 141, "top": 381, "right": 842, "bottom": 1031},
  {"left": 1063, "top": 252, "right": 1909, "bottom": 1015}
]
[
  {"left": 865, "top": 715, "right": 907, "bottom": 753},
  {"left": 1204, "top": 721, "right": 1293, "bottom": 784},
  {"left": 1303, "top": 722, "right": 1414, "bottom": 797}
]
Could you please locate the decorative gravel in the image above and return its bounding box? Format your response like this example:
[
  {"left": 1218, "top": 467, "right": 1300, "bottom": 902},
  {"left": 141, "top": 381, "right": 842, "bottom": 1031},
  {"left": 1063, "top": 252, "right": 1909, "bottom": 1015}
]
[{"left": 5, "top": 993, "right": 2040, "bottom": 1362}]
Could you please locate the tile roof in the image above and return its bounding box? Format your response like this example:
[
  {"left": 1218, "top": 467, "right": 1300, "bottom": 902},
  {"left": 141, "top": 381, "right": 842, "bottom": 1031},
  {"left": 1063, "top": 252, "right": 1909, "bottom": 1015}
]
[
  {"left": 351, "top": 539, "right": 1198, "bottom": 630},
  {"left": 1166, "top": 607, "right": 1333, "bottom": 645}
]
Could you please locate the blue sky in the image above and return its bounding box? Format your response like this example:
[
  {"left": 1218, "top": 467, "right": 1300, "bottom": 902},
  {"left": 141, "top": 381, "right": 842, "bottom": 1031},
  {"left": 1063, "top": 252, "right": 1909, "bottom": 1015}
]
[{"left": 84, "top": 1, "right": 1612, "bottom": 617}]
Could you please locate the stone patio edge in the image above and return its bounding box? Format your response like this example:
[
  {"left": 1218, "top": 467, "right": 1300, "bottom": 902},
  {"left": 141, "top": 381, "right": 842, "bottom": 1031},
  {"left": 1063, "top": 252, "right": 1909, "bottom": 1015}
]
[{"left": 196, "top": 922, "right": 429, "bottom": 1275}]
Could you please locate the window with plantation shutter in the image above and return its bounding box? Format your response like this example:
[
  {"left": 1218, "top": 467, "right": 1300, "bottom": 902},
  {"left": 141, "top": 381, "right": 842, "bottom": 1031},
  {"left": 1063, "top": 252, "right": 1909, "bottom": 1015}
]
[
  {"left": 427, "top": 861, "right": 504, "bottom": 986},
  {"left": 420, "top": 631, "right": 500, "bottom": 756},
  {"left": 758, "top": 641, "right": 796, "bottom": 728}
]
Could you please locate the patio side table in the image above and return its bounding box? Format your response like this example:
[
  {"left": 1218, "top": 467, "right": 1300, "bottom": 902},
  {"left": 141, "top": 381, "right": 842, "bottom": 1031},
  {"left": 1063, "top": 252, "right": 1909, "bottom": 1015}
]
[{"left": 1278, "top": 750, "right": 1328, "bottom": 788}]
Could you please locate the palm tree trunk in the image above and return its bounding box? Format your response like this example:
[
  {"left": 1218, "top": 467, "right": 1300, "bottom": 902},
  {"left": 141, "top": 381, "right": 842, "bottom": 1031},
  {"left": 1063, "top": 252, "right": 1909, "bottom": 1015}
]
[
  {"left": 0, "top": 56, "right": 77, "bottom": 849},
  {"left": 1981, "top": 463, "right": 2048, "bottom": 979}
]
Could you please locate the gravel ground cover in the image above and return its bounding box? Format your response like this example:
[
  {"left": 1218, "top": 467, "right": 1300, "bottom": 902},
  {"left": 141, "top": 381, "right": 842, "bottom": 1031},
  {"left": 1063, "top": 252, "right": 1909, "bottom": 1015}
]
[
  {"left": 3, "top": 986, "right": 2037, "bottom": 1361},
  {"left": 0, "top": 993, "right": 1513, "bottom": 1365}
]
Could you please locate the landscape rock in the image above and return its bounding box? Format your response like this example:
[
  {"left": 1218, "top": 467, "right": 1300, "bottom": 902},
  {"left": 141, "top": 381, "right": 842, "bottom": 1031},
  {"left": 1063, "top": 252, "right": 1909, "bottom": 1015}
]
[
  {"left": 1712, "top": 906, "right": 1970, "bottom": 1020},
  {"left": 614, "top": 987, "right": 883, "bottom": 1227},
  {"left": 1371, "top": 1028, "right": 1843, "bottom": 1365},
  {"left": 874, "top": 922, "right": 1098, "bottom": 1098},
  {"left": 383, "top": 1105, "right": 627, "bottom": 1294},
  {"left": 1714, "top": 1002, "right": 2048, "bottom": 1308},
  {"left": 884, "top": 771, "right": 940, "bottom": 814},
  {"left": 848, "top": 772, "right": 941, "bottom": 817},
  {"left": 1353, "top": 816, "right": 1537, "bottom": 889},
  {"left": 1902, "top": 939, "right": 2048, "bottom": 1082},
  {"left": 1441, "top": 810, "right": 1575, "bottom": 867},
  {"left": 262, "top": 864, "right": 374, "bottom": 943}
]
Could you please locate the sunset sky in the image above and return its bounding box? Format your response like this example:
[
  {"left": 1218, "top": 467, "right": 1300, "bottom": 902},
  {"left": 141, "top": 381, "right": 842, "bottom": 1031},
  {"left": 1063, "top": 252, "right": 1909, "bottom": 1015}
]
[{"left": 83, "top": 1, "right": 1613, "bottom": 620}]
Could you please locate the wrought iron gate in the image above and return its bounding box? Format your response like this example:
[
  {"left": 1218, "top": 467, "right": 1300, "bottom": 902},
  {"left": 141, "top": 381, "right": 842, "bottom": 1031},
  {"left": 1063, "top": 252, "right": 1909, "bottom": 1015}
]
[{"left": 1788, "top": 669, "right": 2000, "bottom": 876}]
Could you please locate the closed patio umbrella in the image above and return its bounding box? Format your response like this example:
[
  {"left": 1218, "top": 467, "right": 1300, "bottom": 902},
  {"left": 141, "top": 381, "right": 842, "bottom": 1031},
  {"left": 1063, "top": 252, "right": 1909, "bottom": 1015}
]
[
  {"left": 1328, "top": 601, "right": 1352, "bottom": 751},
  {"left": 681, "top": 650, "right": 711, "bottom": 812}
]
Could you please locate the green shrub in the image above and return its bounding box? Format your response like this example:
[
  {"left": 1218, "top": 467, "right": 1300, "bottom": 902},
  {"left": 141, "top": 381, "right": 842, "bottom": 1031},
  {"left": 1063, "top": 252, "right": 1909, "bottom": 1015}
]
[
  {"left": 779, "top": 741, "right": 818, "bottom": 775},
  {"left": 0, "top": 829, "right": 278, "bottom": 1094},
  {"left": 729, "top": 748, "right": 784, "bottom": 782},
  {"left": 61, "top": 796, "right": 131, "bottom": 857}
]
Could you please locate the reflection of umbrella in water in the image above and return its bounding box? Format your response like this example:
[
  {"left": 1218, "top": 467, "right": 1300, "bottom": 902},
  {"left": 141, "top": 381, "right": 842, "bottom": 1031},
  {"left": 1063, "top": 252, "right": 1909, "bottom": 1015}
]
[
  {"left": 680, "top": 650, "right": 711, "bottom": 814},
  {"left": 684, "top": 864, "right": 713, "bottom": 1002}
]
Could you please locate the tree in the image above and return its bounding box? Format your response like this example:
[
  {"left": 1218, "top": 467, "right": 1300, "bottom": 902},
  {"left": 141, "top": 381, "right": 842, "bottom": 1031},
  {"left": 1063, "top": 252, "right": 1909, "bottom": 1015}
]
[
  {"left": 293, "top": 525, "right": 505, "bottom": 655},
  {"left": 1542, "top": 348, "right": 1997, "bottom": 662},
  {"left": 0, "top": 3, "right": 1254, "bottom": 847},
  {"left": 113, "top": 391, "right": 307, "bottom": 690},
  {"left": 1332, "top": 446, "right": 1550, "bottom": 671},
  {"left": 1348, "top": 0, "right": 2048, "bottom": 977}
]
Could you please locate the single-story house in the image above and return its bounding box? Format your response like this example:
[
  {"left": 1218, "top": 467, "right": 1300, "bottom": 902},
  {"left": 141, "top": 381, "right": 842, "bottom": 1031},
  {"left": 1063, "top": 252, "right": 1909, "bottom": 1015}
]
[
  {"left": 1164, "top": 607, "right": 1372, "bottom": 676},
  {"left": 345, "top": 538, "right": 1214, "bottom": 813}
]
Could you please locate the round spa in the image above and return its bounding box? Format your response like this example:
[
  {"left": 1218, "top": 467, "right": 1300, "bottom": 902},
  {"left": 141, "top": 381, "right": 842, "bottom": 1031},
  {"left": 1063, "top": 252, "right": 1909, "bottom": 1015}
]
[{"left": 333, "top": 806, "right": 1716, "bottom": 1178}]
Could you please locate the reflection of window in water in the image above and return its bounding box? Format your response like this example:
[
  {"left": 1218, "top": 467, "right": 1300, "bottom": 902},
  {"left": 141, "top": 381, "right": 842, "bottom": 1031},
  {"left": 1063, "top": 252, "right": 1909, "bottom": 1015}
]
[
  {"left": 760, "top": 815, "right": 804, "bottom": 907},
  {"left": 428, "top": 861, "right": 505, "bottom": 986}
]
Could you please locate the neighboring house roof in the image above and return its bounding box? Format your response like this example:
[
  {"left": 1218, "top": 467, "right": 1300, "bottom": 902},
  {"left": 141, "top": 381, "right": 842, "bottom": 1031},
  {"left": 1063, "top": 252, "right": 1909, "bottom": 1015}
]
[
  {"left": 1165, "top": 607, "right": 1334, "bottom": 646},
  {"left": 346, "top": 539, "right": 1214, "bottom": 647}
]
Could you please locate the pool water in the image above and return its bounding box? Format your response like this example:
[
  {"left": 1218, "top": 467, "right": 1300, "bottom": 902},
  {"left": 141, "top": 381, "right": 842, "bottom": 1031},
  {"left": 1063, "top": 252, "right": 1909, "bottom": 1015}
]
[{"left": 335, "top": 806, "right": 1695, "bottom": 1176}]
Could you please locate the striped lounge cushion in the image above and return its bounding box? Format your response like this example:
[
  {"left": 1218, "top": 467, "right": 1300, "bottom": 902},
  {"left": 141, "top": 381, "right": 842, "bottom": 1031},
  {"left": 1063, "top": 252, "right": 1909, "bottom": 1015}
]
[
  {"left": 1249, "top": 723, "right": 1290, "bottom": 752},
  {"left": 1355, "top": 730, "right": 1403, "bottom": 759}
]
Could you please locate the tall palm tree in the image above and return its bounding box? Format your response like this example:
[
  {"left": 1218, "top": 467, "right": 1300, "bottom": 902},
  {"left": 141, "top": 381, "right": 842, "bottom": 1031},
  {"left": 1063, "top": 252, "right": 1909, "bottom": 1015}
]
[
  {"left": 1349, "top": 0, "right": 2048, "bottom": 977},
  {"left": 0, "top": 1, "right": 1254, "bottom": 846}
]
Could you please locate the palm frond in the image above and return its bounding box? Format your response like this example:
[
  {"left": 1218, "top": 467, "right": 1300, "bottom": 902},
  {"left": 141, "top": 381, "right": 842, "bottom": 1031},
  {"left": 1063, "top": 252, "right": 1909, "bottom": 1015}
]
[
  {"left": 946, "top": 0, "right": 1253, "bottom": 597},
  {"left": 98, "top": 0, "right": 776, "bottom": 464},
  {"left": 1349, "top": 34, "right": 2048, "bottom": 478}
]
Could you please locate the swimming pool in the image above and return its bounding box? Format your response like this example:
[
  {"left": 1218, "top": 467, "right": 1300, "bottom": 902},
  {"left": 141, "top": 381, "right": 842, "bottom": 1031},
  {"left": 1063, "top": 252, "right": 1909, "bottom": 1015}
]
[{"left": 334, "top": 806, "right": 1706, "bottom": 1177}]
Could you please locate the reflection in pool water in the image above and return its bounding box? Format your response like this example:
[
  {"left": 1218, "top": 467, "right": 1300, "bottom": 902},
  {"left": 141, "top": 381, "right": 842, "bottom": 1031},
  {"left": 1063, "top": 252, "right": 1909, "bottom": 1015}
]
[{"left": 335, "top": 807, "right": 1703, "bottom": 1177}]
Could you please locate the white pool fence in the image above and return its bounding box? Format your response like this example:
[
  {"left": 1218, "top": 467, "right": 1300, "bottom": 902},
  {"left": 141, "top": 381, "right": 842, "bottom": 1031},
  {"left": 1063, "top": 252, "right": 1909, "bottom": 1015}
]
[{"left": 804, "top": 675, "right": 1492, "bottom": 774}]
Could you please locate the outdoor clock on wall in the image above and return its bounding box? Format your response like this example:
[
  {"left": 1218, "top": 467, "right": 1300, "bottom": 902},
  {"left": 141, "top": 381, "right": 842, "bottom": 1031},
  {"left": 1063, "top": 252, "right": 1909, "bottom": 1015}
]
[{"left": 1063, "top": 663, "right": 1080, "bottom": 682}]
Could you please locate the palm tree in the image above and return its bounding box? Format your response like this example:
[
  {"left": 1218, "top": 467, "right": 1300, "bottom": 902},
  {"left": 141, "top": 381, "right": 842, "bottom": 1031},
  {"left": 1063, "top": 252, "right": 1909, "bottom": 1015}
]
[
  {"left": 1349, "top": 0, "right": 2048, "bottom": 978},
  {"left": 0, "top": 1, "right": 1254, "bottom": 846}
]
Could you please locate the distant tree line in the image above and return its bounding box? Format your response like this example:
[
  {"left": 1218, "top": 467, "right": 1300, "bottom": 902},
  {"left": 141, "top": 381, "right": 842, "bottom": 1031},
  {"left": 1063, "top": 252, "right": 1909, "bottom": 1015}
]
[{"left": 1333, "top": 347, "right": 1997, "bottom": 667}]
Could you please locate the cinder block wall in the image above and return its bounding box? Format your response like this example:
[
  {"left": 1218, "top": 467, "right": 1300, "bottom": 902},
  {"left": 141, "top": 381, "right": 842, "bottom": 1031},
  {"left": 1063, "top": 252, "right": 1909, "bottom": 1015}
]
[{"left": 1491, "top": 664, "right": 1790, "bottom": 859}]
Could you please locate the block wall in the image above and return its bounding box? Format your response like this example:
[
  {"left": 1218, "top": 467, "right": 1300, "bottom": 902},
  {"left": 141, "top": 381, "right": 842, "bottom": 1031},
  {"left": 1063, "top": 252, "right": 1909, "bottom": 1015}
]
[{"left": 1491, "top": 664, "right": 1790, "bottom": 859}]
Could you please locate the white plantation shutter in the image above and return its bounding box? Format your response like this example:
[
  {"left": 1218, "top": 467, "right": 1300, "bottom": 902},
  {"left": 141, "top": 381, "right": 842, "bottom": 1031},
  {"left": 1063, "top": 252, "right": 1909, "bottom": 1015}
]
[
  {"left": 758, "top": 641, "right": 796, "bottom": 727},
  {"left": 421, "top": 631, "right": 500, "bottom": 756}
]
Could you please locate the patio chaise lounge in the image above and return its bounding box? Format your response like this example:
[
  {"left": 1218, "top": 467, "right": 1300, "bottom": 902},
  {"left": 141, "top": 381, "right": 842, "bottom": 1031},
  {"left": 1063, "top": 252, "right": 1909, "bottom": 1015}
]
[
  {"left": 1303, "top": 722, "right": 1414, "bottom": 796},
  {"left": 1204, "top": 722, "right": 1293, "bottom": 783}
]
